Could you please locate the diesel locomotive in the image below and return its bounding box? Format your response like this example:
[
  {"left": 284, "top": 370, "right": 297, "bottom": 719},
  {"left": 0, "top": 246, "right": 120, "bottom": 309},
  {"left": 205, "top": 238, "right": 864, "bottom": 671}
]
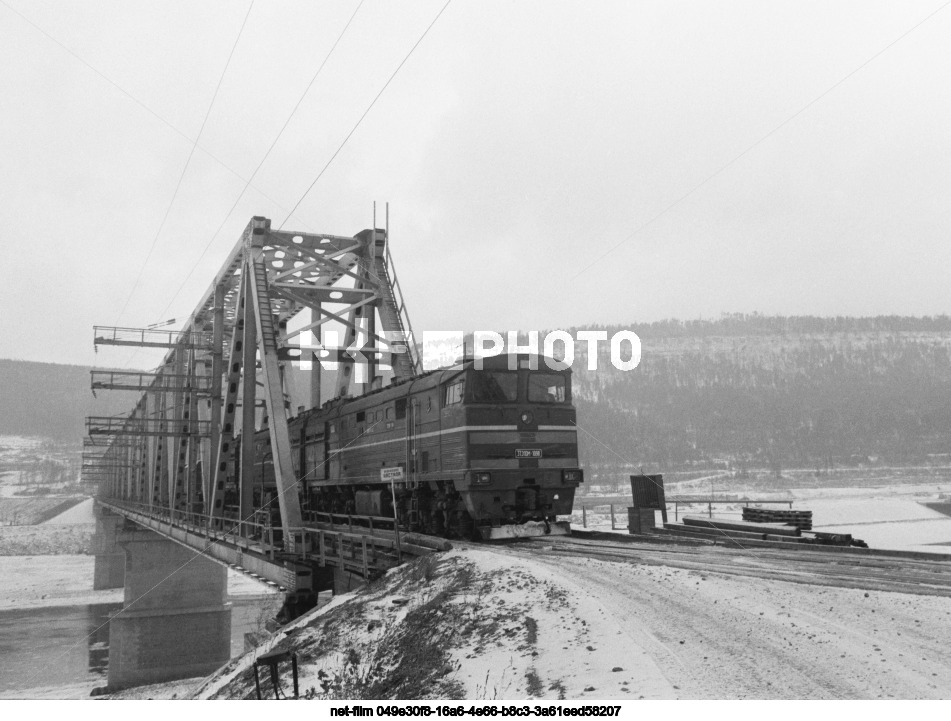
[{"left": 235, "top": 353, "right": 583, "bottom": 539}]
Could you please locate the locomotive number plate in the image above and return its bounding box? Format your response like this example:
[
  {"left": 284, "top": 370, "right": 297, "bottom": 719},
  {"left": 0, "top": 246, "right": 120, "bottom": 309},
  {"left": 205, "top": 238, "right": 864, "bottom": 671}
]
[{"left": 516, "top": 449, "right": 542, "bottom": 458}]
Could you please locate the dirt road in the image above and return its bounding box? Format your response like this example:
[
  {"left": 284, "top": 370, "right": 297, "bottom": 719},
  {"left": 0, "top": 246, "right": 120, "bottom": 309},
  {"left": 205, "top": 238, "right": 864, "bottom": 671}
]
[{"left": 493, "top": 541, "right": 951, "bottom": 699}]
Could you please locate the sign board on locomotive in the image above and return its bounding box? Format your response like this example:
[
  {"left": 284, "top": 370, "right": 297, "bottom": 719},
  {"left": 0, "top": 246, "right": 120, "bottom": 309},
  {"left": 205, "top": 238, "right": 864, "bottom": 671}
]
[{"left": 380, "top": 467, "right": 405, "bottom": 482}]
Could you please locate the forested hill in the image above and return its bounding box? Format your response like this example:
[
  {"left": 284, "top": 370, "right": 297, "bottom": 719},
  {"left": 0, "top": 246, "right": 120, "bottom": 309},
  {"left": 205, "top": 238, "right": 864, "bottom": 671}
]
[
  {"left": 568, "top": 314, "right": 951, "bottom": 471},
  {"left": 2, "top": 314, "right": 951, "bottom": 468},
  {"left": 0, "top": 359, "right": 139, "bottom": 442}
]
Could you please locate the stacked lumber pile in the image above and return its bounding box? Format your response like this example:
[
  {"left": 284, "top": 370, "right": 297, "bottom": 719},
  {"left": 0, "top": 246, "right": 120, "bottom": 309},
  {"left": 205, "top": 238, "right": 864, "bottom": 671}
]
[
  {"left": 742, "top": 507, "right": 813, "bottom": 530},
  {"left": 656, "top": 515, "right": 866, "bottom": 548}
]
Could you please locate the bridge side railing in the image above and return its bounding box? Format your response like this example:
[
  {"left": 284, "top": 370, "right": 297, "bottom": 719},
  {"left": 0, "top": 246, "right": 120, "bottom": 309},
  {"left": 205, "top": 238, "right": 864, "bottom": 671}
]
[
  {"left": 303, "top": 510, "right": 396, "bottom": 534},
  {"left": 100, "top": 499, "right": 408, "bottom": 575},
  {"left": 103, "top": 498, "right": 278, "bottom": 554},
  {"left": 294, "top": 527, "right": 399, "bottom": 578}
]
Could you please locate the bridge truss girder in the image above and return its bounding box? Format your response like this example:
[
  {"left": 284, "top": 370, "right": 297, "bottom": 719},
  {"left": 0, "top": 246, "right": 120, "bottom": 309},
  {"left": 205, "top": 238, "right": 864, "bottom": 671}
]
[
  {"left": 87, "top": 215, "right": 421, "bottom": 546},
  {"left": 91, "top": 370, "right": 213, "bottom": 395}
]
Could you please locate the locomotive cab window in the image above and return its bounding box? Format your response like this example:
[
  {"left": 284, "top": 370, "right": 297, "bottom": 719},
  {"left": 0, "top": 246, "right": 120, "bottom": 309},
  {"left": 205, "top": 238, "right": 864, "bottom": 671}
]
[
  {"left": 470, "top": 371, "right": 518, "bottom": 403},
  {"left": 528, "top": 373, "right": 567, "bottom": 403},
  {"left": 445, "top": 380, "right": 465, "bottom": 406}
]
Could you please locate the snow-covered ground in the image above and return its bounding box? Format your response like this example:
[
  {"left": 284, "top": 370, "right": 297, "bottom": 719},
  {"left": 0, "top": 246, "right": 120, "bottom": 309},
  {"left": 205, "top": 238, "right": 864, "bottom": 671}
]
[
  {"left": 0, "top": 435, "right": 81, "bottom": 499},
  {"left": 197, "top": 548, "right": 679, "bottom": 700},
  {"left": 43, "top": 498, "right": 95, "bottom": 525},
  {"left": 195, "top": 545, "right": 951, "bottom": 700},
  {"left": 574, "top": 483, "right": 951, "bottom": 554},
  {"left": 0, "top": 556, "right": 122, "bottom": 610},
  {"left": 0, "top": 435, "right": 46, "bottom": 453},
  {"left": 808, "top": 496, "right": 951, "bottom": 554},
  {"left": 4, "top": 466, "right": 951, "bottom": 700}
]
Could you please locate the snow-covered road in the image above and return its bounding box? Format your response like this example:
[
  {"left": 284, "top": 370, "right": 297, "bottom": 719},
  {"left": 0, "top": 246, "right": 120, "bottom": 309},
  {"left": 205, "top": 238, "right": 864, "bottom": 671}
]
[{"left": 504, "top": 549, "right": 951, "bottom": 698}]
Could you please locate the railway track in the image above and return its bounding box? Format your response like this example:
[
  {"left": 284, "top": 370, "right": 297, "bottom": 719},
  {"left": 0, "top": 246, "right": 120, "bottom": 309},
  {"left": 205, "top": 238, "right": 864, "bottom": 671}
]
[{"left": 516, "top": 533, "right": 951, "bottom": 598}]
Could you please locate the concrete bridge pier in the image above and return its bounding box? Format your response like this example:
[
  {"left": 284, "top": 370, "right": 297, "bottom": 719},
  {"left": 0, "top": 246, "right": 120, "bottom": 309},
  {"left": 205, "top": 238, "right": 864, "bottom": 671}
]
[
  {"left": 92, "top": 507, "right": 125, "bottom": 590},
  {"left": 107, "top": 527, "right": 232, "bottom": 690}
]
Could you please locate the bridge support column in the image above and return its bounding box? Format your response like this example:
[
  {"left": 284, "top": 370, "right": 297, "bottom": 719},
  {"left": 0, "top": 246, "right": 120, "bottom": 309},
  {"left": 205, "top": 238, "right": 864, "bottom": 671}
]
[
  {"left": 92, "top": 507, "right": 126, "bottom": 590},
  {"left": 108, "top": 528, "right": 231, "bottom": 689}
]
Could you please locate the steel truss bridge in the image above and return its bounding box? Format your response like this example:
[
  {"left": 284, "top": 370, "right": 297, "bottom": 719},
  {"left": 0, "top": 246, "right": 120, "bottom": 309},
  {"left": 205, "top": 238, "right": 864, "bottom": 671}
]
[{"left": 85, "top": 215, "right": 440, "bottom": 589}]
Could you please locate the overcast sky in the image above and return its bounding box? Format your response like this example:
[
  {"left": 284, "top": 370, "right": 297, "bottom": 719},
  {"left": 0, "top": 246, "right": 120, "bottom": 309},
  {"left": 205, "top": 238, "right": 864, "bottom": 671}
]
[{"left": 2, "top": 0, "right": 950, "bottom": 369}]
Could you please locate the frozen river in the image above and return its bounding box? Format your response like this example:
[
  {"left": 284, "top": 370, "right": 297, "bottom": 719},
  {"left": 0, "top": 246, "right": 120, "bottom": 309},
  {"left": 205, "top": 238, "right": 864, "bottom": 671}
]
[
  {"left": 0, "top": 595, "right": 278, "bottom": 696},
  {"left": 808, "top": 496, "right": 951, "bottom": 553},
  {"left": 573, "top": 485, "right": 951, "bottom": 554}
]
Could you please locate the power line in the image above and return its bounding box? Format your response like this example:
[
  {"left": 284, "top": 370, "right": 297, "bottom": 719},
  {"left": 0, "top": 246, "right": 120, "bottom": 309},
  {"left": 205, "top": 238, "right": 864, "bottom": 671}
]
[
  {"left": 279, "top": 0, "right": 454, "bottom": 229},
  {"left": 568, "top": 0, "right": 951, "bottom": 282},
  {"left": 114, "top": 2, "right": 255, "bottom": 326},
  {"left": 0, "top": 0, "right": 294, "bottom": 218},
  {"left": 155, "top": 0, "right": 451, "bottom": 334},
  {"left": 155, "top": 0, "right": 368, "bottom": 323}
]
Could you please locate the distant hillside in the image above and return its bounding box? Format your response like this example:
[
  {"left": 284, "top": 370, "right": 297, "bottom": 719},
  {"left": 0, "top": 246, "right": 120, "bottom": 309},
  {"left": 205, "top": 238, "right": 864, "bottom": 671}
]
[
  {"left": 3, "top": 314, "right": 951, "bottom": 469},
  {"left": 576, "top": 314, "right": 951, "bottom": 338},
  {"left": 567, "top": 314, "right": 951, "bottom": 471},
  {"left": 0, "top": 359, "right": 140, "bottom": 442}
]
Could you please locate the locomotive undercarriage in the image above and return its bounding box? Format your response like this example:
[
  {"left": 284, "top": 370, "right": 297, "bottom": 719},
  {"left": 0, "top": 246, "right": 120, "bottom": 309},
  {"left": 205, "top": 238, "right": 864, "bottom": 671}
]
[
  {"left": 307, "top": 478, "right": 573, "bottom": 540},
  {"left": 309, "top": 481, "right": 477, "bottom": 539}
]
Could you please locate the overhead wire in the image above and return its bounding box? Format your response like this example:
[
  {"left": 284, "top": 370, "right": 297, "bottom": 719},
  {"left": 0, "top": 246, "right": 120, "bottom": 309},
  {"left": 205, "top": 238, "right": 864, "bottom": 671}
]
[
  {"left": 65, "top": 0, "right": 459, "bottom": 655},
  {"left": 571, "top": 419, "right": 750, "bottom": 549},
  {"left": 148, "top": 0, "right": 453, "bottom": 373},
  {"left": 31, "top": 4, "right": 951, "bottom": 684},
  {"left": 567, "top": 0, "right": 951, "bottom": 282},
  {"left": 0, "top": 1, "right": 297, "bottom": 229},
  {"left": 155, "top": 0, "right": 368, "bottom": 324},
  {"left": 5, "top": 0, "right": 449, "bottom": 354},
  {"left": 114, "top": 1, "right": 256, "bottom": 326},
  {"left": 278, "top": 0, "right": 454, "bottom": 230}
]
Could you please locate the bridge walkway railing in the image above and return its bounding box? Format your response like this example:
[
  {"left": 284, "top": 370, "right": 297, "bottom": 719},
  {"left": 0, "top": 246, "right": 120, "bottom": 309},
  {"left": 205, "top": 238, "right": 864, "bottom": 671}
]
[{"left": 96, "top": 499, "right": 432, "bottom": 583}]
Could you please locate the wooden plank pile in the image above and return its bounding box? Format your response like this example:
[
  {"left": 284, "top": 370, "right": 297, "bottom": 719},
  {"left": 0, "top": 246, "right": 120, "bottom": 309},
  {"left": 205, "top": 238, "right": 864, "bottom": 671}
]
[
  {"left": 655, "top": 515, "right": 866, "bottom": 548},
  {"left": 742, "top": 507, "right": 813, "bottom": 530}
]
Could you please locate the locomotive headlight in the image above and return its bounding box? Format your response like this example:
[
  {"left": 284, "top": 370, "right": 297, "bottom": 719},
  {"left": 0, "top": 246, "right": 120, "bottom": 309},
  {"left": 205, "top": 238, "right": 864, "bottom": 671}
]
[
  {"left": 563, "top": 469, "right": 583, "bottom": 483},
  {"left": 520, "top": 411, "right": 534, "bottom": 425},
  {"left": 473, "top": 472, "right": 492, "bottom": 485}
]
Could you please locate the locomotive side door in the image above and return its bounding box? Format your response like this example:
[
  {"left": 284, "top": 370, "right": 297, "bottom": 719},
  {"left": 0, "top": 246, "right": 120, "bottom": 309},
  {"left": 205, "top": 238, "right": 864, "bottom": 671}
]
[
  {"left": 327, "top": 419, "right": 340, "bottom": 481},
  {"left": 322, "top": 421, "right": 330, "bottom": 480},
  {"left": 407, "top": 398, "right": 418, "bottom": 483}
]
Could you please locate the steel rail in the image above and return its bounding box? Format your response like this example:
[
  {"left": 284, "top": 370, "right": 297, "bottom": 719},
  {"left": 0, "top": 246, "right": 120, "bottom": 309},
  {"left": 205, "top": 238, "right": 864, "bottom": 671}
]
[{"left": 520, "top": 536, "right": 951, "bottom": 598}]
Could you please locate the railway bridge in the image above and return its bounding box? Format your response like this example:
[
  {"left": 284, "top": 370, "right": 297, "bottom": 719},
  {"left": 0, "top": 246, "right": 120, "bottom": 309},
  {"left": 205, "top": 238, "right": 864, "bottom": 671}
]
[{"left": 84, "top": 214, "right": 446, "bottom": 689}]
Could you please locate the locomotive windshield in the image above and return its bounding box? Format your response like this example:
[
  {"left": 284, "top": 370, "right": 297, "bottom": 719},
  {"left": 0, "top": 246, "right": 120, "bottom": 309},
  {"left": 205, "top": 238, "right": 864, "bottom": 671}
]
[
  {"left": 470, "top": 371, "right": 518, "bottom": 403},
  {"left": 527, "top": 373, "right": 567, "bottom": 403}
]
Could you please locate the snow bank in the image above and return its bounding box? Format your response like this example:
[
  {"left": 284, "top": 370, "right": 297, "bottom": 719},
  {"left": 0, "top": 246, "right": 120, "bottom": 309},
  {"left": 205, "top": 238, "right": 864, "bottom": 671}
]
[{"left": 195, "top": 548, "right": 674, "bottom": 701}]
